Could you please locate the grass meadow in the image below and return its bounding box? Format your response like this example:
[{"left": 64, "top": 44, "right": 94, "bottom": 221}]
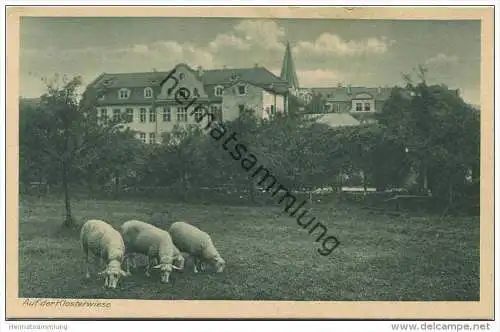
[{"left": 18, "top": 196, "right": 480, "bottom": 301}]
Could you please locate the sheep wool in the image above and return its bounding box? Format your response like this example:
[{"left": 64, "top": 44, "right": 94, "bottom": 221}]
[
  {"left": 121, "top": 220, "right": 180, "bottom": 283},
  {"left": 80, "top": 219, "right": 127, "bottom": 289},
  {"left": 169, "top": 221, "right": 224, "bottom": 272}
]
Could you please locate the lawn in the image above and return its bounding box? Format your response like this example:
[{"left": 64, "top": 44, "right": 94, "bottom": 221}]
[{"left": 18, "top": 196, "right": 480, "bottom": 301}]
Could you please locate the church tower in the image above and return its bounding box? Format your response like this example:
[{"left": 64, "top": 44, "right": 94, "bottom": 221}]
[{"left": 280, "top": 40, "right": 300, "bottom": 95}]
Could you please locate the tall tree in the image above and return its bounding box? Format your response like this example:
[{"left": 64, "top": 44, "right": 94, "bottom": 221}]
[
  {"left": 28, "top": 74, "right": 128, "bottom": 228},
  {"left": 376, "top": 65, "right": 480, "bottom": 209}
]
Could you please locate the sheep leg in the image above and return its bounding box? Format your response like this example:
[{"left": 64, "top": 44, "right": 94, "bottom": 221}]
[
  {"left": 124, "top": 254, "right": 132, "bottom": 275},
  {"left": 193, "top": 258, "right": 200, "bottom": 273},
  {"left": 145, "top": 256, "right": 151, "bottom": 277},
  {"left": 82, "top": 242, "right": 91, "bottom": 279},
  {"left": 130, "top": 253, "right": 137, "bottom": 269}
]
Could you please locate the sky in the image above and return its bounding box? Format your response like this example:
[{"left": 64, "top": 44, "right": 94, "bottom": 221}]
[{"left": 20, "top": 17, "right": 481, "bottom": 105}]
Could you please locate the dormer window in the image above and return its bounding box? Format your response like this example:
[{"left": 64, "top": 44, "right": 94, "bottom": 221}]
[
  {"left": 144, "top": 87, "right": 153, "bottom": 99},
  {"left": 214, "top": 85, "right": 224, "bottom": 97},
  {"left": 179, "top": 73, "right": 185, "bottom": 80},
  {"left": 237, "top": 84, "right": 247, "bottom": 96},
  {"left": 193, "top": 88, "right": 200, "bottom": 97},
  {"left": 118, "top": 88, "right": 131, "bottom": 100}
]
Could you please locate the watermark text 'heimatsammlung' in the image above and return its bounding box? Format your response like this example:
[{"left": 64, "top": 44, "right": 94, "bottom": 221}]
[{"left": 160, "top": 68, "right": 340, "bottom": 256}]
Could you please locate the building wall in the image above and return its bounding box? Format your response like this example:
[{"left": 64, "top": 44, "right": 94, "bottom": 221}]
[
  {"left": 262, "top": 90, "right": 285, "bottom": 118},
  {"left": 157, "top": 64, "right": 208, "bottom": 100},
  {"left": 97, "top": 102, "right": 221, "bottom": 144},
  {"left": 374, "top": 101, "right": 385, "bottom": 112},
  {"left": 221, "top": 83, "right": 263, "bottom": 121},
  {"left": 350, "top": 98, "right": 376, "bottom": 112},
  {"left": 325, "top": 101, "right": 351, "bottom": 113}
]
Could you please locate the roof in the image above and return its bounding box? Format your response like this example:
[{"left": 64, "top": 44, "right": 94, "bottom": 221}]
[
  {"left": 91, "top": 71, "right": 170, "bottom": 89},
  {"left": 88, "top": 65, "right": 289, "bottom": 92},
  {"left": 280, "top": 41, "right": 299, "bottom": 89},
  {"left": 305, "top": 113, "right": 361, "bottom": 128},
  {"left": 202, "top": 66, "right": 289, "bottom": 88},
  {"left": 310, "top": 86, "right": 394, "bottom": 102}
]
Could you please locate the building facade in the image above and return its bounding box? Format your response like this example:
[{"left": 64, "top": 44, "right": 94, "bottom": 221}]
[{"left": 87, "top": 63, "right": 290, "bottom": 144}]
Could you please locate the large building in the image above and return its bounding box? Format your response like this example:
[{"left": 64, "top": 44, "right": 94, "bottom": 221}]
[
  {"left": 87, "top": 40, "right": 460, "bottom": 140},
  {"left": 87, "top": 63, "right": 290, "bottom": 144},
  {"left": 279, "top": 40, "right": 394, "bottom": 127},
  {"left": 280, "top": 41, "right": 461, "bottom": 128}
]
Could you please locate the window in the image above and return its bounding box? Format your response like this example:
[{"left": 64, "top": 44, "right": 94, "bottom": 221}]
[
  {"left": 99, "top": 108, "right": 108, "bottom": 122},
  {"left": 324, "top": 103, "right": 332, "bottom": 112},
  {"left": 177, "top": 107, "right": 188, "bottom": 122},
  {"left": 193, "top": 88, "right": 200, "bottom": 97},
  {"left": 270, "top": 105, "right": 276, "bottom": 115},
  {"left": 210, "top": 105, "right": 221, "bottom": 121},
  {"left": 238, "top": 104, "right": 245, "bottom": 116},
  {"left": 140, "top": 108, "right": 146, "bottom": 123},
  {"left": 139, "top": 132, "right": 146, "bottom": 143},
  {"left": 364, "top": 103, "right": 371, "bottom": 111},
  {"left": 118, "top": 88, "right": 130, "bottom": 100},
  {"left": 214, "top": 86, "right": 224, "bottom": 97},
  {"left": 193, "top": 107, "right": 204, "bottom": 121},
  {"left": 125, "top": 108, "right": 134, "bottom": 123},
  {"left": 149, "top": 108, "right": 156, "bottom": 122},
  {"left": 237, "top": 84, "right": 246, "bottom": 96},
  {"left": 149, "top": 132, "right": 156, "bottom": 144},
  {"left": 179, "top": 73, "right": 185, "bottom": 80},
  {"left": 113, "top": 109, "right": 121, "bottom": 122},
  {"left": 162, "top": 107, "right": 171, "bottom": 122},
  {"left": 144, "top": 87, "right": 153, "bottom": 99},
  {"left": 355, "top": 103, "right": 363, "bottom": 111}
]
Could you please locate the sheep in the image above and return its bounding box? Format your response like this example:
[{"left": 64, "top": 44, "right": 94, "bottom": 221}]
[
  {"left": 168, "top": 221, "right": 225, "bottom": 273},
  {"left": 120, "top": 220, "right": 183, "bottom": 283},
  {"left": 80, "top": 219, "right": 129, "bottom": 289}
]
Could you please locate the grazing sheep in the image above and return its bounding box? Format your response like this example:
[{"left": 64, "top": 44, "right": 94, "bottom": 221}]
[
  {"left": 80, "top": 219, "right": 129, "bottom": 289},
  {"left": 169, "top": 221, "right": 225, "bottom": 273},
  {"left": 120, "top": 220, "right": 183, "bottom": 283}
]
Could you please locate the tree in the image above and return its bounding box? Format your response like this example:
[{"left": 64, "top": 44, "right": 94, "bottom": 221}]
[
  {"left": 159, "top": 124, "right": 206, "bottom": 201},
  {"left": 27, "top": 74, "right": 128, "bottom": 228},
  {"left": 376, "top": 65, "right": 480, "bottom": 211},
  {"left": 80, "top": 128, "right": 144, "bottom": 195}
]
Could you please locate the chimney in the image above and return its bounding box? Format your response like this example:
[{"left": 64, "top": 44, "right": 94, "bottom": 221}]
[
  {"left": 254, "top": 63, "right": 259, "bottom": 68},
  {"left": 377, "top": 86, "right": 381, "bottom": 94},
  {"left": 223, "top": 65, "right": 227, "bottom": 69},
  {"left": 197, "top": 66, "right": 204, "bottom": 77},
  {"left": 152, "top": 68, "right": 158, "bottom": 72},
  {"left": 347, "top": 85, "right": 352, "bottom": 94},
  {"left": 337, "top": 82, "right": 343, "bottom": 88}
]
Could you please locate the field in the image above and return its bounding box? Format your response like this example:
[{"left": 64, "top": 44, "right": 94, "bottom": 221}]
[{"left": 18, "top": 196, "right": 480, "bottom": 301}]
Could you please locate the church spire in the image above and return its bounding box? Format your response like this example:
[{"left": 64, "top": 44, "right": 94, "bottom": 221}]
[{"left": 280, "top": 40, "right": 299, "bottom": 90}]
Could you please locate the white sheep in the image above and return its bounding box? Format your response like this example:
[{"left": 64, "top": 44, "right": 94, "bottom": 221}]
[
  {"left": 120, "top": 220, "right": 183, "bottom": 283},
  {"left": 168, "top": 221, "right": 225, "bottom": 273},
  {"left": 80, "top": 219, "right": 129, "bottom": 289}
]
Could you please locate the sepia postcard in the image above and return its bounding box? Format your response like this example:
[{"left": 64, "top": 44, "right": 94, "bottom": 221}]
[{"left": 5, "top": 6, "right": 495, "bottom": 320}]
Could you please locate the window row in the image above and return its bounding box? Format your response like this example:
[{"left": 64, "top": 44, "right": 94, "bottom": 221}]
[
  {"left": 138, "top": 132, "right": 157, "bottom": 144},
  {"left": 354, "top": 102, "right": 373, "bottom": 112},
  {"left": 213, "top": 84, "right": 246, "bottom": 97},
  {"left": 321, "top": 102, "right": 375, "bottom": 113},
  {"left": 103, "top": 83, "right": 249, "bottom": 101},
  {"left": 98, "top": 106, "right": 222, "bottom": 123},
  {"left": 106, "top": 87, "right": 154, "bottom": 101}
]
